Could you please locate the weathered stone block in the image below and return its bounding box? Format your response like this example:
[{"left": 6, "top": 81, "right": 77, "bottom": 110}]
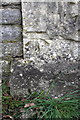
[
  {"left": 22, "top": 2, "right": 47, "bottom": 32},
  {"left": 23, "top": 36, "right": 79, "bottom": 63},
  {"left": 22, "top": 2, "right": 79, "bottom": 41},
  {"left": 2, "top": 42, "right": 23, "bottom": 59},
  {"left": 0, "top": 0, "right": 21, "bottom": 6},
  {"left": 0, "top": 25, "right": 22, "bottom": 42},
  {"left": 10, "top": 59, "right": 79, "bottom": 98},
  {"left": 46, "top": 2, "right": 79, "bottom": 41},
  {"left": 0, "top": 8, "right": 21, "bottom": 24},
  {"left": 22, "top": 2, "right": 79, "bottom": 46}
]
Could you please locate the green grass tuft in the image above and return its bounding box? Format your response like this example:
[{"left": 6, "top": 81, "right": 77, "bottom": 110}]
[{"left": 24, "top": 90, "right": 80, "bottom": 119}]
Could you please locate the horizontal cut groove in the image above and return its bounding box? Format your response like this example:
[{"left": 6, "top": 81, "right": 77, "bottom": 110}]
[
  {"left": 59, "top": 35, "right": 79, "bottom": 42},
  {"left": 0, "top": 24, "right": 22, "bottom": 25},
  {"left": 24, "top": 31, "right": 46, "bottom": 33},
  {"left": 2, "top": 41, "right": 20, "bottom": 43},
  {"left": 2, "top": 56, "right": 23, "bottom": 60},
  {"left": 12, "top": 55, "right": 23, "bottom": 58},
  {"left": 0, "top": 7, "right": 21, "bottom": 9}
]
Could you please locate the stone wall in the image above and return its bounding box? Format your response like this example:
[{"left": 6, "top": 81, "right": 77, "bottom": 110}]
[
  {"left": 0, "top": 0, "right": 80, "bottom": 98},
  {"left": 0, "top": 0, "right": 23, "bottom": 87},
  {"left": 0, "top": 0, "right": 22, "bottom": 59}
]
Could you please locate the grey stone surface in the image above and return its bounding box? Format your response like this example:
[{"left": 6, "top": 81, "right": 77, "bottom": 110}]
[
  {"left": 10, "top": 59, "right": 79, "bottom": 98},
  {"left": 22, "top": 2, "right": 47, "bottom": 32},
  {"left": 78, "top": 16, "right": 80, "bottom": 31},
  {"left": 0, "top": 0, "right": 22, "bottom": 61},
  {"left": 78, "top": 1, "right": 80, "bottom": 14},
  {"left": 2, "top": 60, "right": 11, "bottom": 73},
  {"left": 60, "top": 6, "right": 78, "bottom": 41},
  {"left": 23, "top": 37, "right": 79, "bottom": 65},
  {"left": 0, "top": 0, "right": 21, "bottom": 5},
  {"left": 22, "top": 2, "right": 79, "bottom": 41},
  {"left": 0, "top": 8, "right": 21, "bottom": 24},
  {"left": 2, "top": 60, "right": 11, "bottom": 84},
  {"left": 47, "top": 2, "right": 78, "bottom": 41},
  {"left": 22, "top": 2, "right": 79, "bottom": 62},
  {"left": 0, "top": 25, "right": 22, "bottom": 42},
  {"left": 2, "top": 42, "right": 23, "bottom": 59}
]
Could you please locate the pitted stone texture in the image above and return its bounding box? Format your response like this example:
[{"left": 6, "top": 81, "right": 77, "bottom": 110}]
[
  {"left": 10, "top": 61, "right": 46, "bottom": 97},
  {"left": 23, "top": 31, "right": 49, "bottom": 39},
  {"left": 22, "top": 2, "right": 47, "bottom": 32},
  {"left": 47, "top": 2, "right": 78, "bottom": 41},
  {"left": 2, "top": 42, "right": 23, "bottom": 59},
  {"left": 58, "top": 2, "right": 78, "bottom": 41},
  {"left": 23, "top": 36, "right": 79, "bottom": 67},
  {"left": 2, "top": 60, "right": 11, "bottom": 74},
  {"left": 0, "top": 0, "right": 20, "bottom": 5},
  {"left": 0, "top": 25, "right": 22, "bottom": 42},
  {"left": 22, "top": 2, "right": 79, "bottom": 61},
  {"left": 46, "top": 2, "right": 60, "bottom": 39},
  {"left": 46, "top": 13, "right": 60, "bottom": 39},
  {"left": 0, "top": 1, "right": 22, "bottom": 60},
  {"left": 22, "top": 2, "right": 79, "bottom": 40},
  {"left": 2, "top": 60, "right": 11, "bottom": 83},
  {"left": 10, "top": 60, "right": 79, "bottom": 98},
  {"left": 0, "top": 8, "right": 21, "bottom": 24}
]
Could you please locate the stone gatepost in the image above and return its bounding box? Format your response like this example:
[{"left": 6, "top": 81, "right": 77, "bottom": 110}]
[{"left": 10, "top": 0, "right": 79, "bottom": 100}]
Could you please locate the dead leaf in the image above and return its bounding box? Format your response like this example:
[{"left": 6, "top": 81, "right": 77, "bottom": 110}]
[
  {"left": 3, "top": 115, "right": 13, "bottom": 120},
  {"left": 20, "top": 108, "right": 24, "bottom": 112},
  {"left": 21, "top": 98, "right": 26, "bottom": 101},
  {"left": 24, "top": 103, "right": 35, "bottom": 108}
]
